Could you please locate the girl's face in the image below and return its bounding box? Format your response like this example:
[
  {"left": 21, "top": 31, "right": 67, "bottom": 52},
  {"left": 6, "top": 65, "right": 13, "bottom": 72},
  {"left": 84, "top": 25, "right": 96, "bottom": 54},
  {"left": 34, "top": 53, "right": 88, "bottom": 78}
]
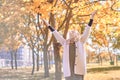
[{"left": 68, "top": 30, "right": 80, "bottom": 42}]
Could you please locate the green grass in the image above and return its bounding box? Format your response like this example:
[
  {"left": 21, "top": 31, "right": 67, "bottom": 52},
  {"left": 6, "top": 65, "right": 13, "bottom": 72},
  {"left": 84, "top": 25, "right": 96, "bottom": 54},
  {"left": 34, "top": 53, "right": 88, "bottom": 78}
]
[{"left": 87, "top": 66, "right": 120, "bottom": 73}]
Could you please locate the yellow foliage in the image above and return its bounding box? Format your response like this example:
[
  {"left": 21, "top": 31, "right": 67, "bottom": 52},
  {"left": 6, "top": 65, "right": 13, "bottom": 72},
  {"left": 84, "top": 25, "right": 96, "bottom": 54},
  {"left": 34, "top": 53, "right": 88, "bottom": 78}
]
[{"left": 24, "top": 0, "right": 120, "bottom": 46}]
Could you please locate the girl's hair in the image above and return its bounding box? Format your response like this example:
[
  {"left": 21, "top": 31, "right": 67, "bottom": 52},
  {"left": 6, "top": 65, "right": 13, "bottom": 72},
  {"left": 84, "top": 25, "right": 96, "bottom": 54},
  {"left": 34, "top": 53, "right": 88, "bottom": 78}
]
[{"left": 67, "top": 30, "right": 80, "bottom": 41}]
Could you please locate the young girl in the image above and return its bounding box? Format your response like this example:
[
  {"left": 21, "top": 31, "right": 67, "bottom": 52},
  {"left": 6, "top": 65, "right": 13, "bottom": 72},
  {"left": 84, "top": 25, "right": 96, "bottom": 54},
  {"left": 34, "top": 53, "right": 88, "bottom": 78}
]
[{"left": 43, "top": 10, "right": 97, "bottom": 80}]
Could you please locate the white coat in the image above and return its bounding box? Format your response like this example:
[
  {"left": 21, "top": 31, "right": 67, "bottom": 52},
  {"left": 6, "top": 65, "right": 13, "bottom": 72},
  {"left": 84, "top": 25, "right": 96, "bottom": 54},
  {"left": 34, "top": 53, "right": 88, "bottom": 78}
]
[{"left": 52, "top": 25, "right": 91, "bottom": 77}]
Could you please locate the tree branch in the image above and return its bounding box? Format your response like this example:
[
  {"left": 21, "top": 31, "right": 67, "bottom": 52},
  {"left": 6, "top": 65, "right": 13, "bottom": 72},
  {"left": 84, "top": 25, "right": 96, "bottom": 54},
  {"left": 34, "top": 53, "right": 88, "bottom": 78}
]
[{"left": 111, "top": 1, "right": 120, "bottom": 12}]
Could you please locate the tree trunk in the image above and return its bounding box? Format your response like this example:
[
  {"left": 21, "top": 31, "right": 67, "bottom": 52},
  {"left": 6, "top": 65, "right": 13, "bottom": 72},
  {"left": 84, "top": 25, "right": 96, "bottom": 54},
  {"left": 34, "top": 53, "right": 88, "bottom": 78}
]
[
  {"left": 31, "top": 50, "right": 35, "bottom": 75},
  {"left": 97, "top": 55, "right": 100, "bottom": 63},
  {"left": 36, "top": 53, "right": 39, "bottom": 71},
  {"left": 14, "top": 50, "right": 17, "bottom": 70},
  {"left": 10, "top": 51, "right": 14, "bottom": 69},
  {"left": 99, "top": 56, "right": 102, "bottom": 66},
  {"left": 49, "top": 8, "right": 72, "bottom": 80},
  {"left": 49, "top": 12, "right": 62, "bottom": 80},
  {"left": 53, "top": 43, "right": 62, "bottom": 80},
  {"left": 43, "top": 45, "right": 49, "bottom": 78},
  {"left": 48, "top": 51, "right": 51, "bottom": 69},
  {"left": 108, "top": 52, "right": 114, "bottom": 65}
]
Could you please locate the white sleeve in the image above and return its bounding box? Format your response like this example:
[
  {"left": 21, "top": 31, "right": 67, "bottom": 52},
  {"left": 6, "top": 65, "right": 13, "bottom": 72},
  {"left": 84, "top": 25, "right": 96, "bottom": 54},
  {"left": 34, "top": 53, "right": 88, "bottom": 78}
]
[
  {"left": 52, "top": 30, "right": 66, "bottom": 45},
  {"left": 80, "top": 25, "right": 91, "bottom": 43}
]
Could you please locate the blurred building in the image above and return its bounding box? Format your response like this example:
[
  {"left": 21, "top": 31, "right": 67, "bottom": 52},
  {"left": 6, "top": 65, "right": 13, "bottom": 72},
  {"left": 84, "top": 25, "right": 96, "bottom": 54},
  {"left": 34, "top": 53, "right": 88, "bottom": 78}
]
[{"left": 0, "top": 46, "right": 32, "bottom": 68}]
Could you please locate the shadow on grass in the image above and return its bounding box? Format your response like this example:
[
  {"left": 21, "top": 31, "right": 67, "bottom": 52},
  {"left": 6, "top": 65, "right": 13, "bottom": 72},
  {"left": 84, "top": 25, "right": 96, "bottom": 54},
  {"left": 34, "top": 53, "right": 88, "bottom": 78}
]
[
  {"left": 87, "top": 66, "right": 120, "bottom": 73},
  {"left": 0, "top": 68, "right": 55, "bottom": 80}
]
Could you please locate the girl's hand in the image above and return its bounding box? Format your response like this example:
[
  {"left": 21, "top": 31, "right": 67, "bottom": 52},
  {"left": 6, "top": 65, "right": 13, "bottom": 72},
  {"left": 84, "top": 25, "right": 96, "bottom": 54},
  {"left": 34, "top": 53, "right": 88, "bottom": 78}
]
[
  {"left": 90, "top": 10, "right": 97, "bottom": 19},
  {"left": 42, "top": 19, "right": 50, "bottom": 26}
]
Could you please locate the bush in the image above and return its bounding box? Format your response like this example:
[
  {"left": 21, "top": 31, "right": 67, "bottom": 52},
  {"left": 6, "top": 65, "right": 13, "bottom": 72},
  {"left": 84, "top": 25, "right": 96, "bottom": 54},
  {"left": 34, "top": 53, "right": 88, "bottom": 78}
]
[{"left": 110, "top": 61, "right": 114, "bottom": 65}]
